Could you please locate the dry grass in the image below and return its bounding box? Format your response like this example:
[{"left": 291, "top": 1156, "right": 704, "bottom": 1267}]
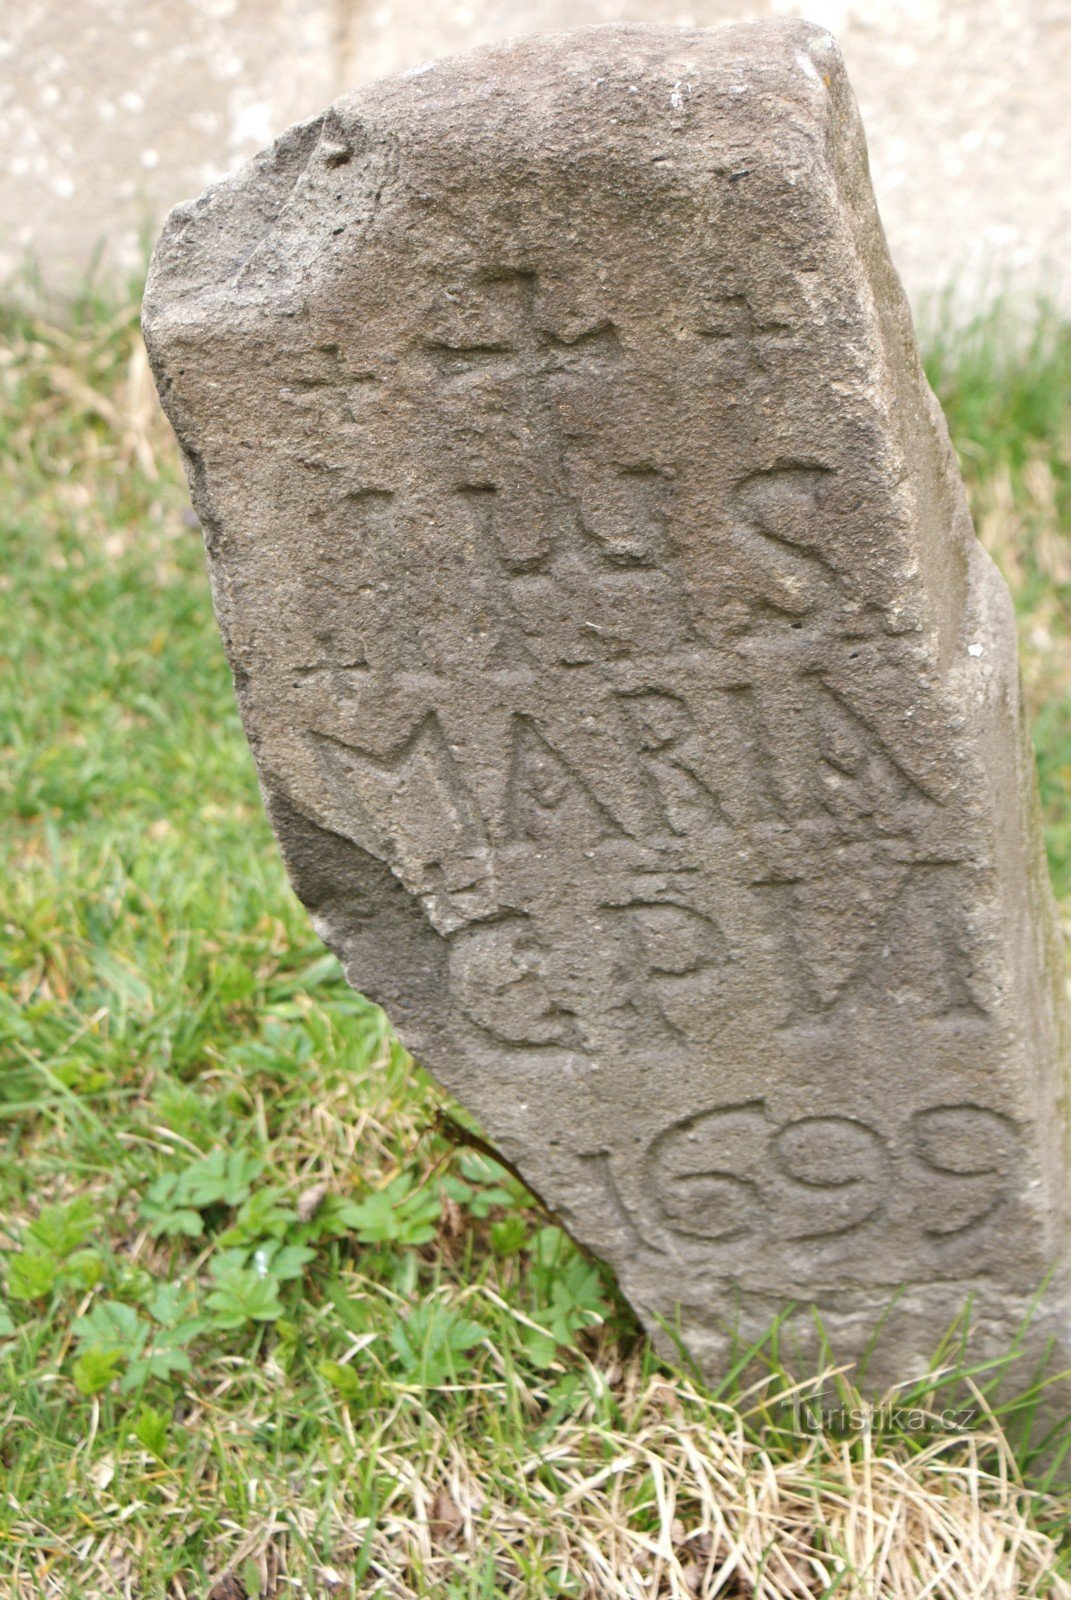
[
  {"left": 337, "top": 1378, "right": 1070, "bottom": 1600},
  {"left": 0, "top": 296, "right": 166, "bottom": 482},
  {"left": 7, "top": 1368, "right": 1069, "bottom": 1598}
]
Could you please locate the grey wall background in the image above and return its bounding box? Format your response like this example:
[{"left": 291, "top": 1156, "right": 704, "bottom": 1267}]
[{"left": 2, "top": 0, "right": 1069, "bottom": 313}]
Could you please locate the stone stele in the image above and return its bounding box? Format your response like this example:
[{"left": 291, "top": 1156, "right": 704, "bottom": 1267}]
[{"left": 144, "top": 21, "right": 1071, "bottom": 1389}]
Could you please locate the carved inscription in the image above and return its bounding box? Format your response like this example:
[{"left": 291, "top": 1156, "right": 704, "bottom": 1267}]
[
  {"left": 585, "top": 1101, "right": 1021, "bottom": 1260},
  {"left": 506, "top": 715, "right": 627, "bottom": 845},
  {"left": 696, "top": 293, "right": 794, "bottom": 378},
  {"left": 910, "top": 1105, "right": 1021, "bottom": 1235},
  {"left": 266, "top": 243, "right": 992, "bottom": 1092},
  {"left": 619, "top": 690, "right": 736, "bottom": 834},
  {"left": 425, "top": 272, "right": 700, "bottom": 666},
  {"left": 279, "top": 267, "right": 1013, "bottom": 1293},
  {"left": 601, "top": 900, "right": 730, "bottom": 1041},
  {"left": 293, "top": 269, "right": 981, "bottom": 1039},
  {"left": 312, "top": 715, "right": 495, "bottom": 930},
  {"left": 448, "top": 917, "right": 579, "bottom": 1045}
]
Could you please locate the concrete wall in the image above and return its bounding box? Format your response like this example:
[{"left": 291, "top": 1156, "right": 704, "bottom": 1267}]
[{"left": 3, "top": 0, "right": 1069, "bottom": 312}]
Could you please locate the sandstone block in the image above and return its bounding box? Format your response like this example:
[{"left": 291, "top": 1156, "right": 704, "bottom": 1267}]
[{"left": 144, "top": 22, "right": 1071, "bottom": 1389}]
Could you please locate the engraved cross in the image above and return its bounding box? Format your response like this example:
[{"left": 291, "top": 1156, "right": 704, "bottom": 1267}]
[
  {"left": 425, "top": 272, "right": 621, "bottom": 396},
  {"left": 697, "top": 293, "right": 792, "bottom": 374}
]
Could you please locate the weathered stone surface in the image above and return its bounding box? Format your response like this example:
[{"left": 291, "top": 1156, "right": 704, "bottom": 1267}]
[{"left": 144, "top": 21, "right": 1071, "bottom": 1388}]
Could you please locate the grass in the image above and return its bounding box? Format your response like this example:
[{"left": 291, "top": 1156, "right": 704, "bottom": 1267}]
[{"left": 0, "top": 282, "right": 1069, "bottom": 1597}]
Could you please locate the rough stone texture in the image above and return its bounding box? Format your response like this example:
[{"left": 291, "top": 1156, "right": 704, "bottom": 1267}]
[
  {"left": 144, "top": 21, "right": 1071, "bottom": 1387},
  {"left": 341, "top": 0, "right": 1071, "bottom": 317},
  {"left": 5, "top": 0, "right": 1071, "bottom": 313}
]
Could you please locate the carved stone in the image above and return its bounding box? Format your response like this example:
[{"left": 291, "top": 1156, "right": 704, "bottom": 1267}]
[{"left": 144, "top": 21, "right": 1071, "bottom": 1388}]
